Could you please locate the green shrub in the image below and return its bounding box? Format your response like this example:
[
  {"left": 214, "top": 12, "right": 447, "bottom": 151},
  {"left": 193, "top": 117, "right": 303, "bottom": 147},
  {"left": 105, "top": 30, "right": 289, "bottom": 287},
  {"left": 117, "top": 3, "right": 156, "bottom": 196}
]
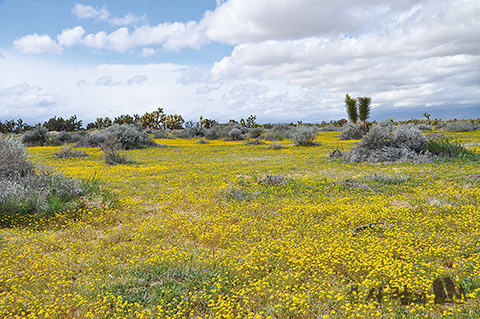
[{"left": 426, "top": 136, "right": 479, "bottom": 161}]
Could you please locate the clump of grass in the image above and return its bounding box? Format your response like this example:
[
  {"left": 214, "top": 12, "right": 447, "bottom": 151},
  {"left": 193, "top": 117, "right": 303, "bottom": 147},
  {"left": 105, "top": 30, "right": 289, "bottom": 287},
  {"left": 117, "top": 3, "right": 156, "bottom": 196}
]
[
  {"left": 426, "top": 135, "right": 479, "bottom": 161},
  {"left": 269, "top": 142, "right": 283, "bottom": 150},
  {"left": 329, "top": 179, "right": 375, "bottom": 193},
  {"left": 109, "top": 262, "right": 233, "bottom": 315},
  {"left": 257, "top": 174, "right": 285, "bottom": 186},
  {"left": 54, "top": 145, "right": 88, "bottom": 158},
  {"left": 245, "top": 139, "right": 265, "bottom": 145},
  {"left": 219, "top": 185, "right": 256, "bottom": 201}
]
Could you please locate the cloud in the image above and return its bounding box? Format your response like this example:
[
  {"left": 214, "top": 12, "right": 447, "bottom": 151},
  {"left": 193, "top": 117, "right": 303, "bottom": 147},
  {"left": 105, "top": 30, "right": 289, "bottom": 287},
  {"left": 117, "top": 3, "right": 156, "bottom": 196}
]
[
  {"left": 57, "top": 26, "right": 86, "bottom": 47},
  {"left": 0, "top": 51, "right": 5, "bottom": 59},
  {"left": 76, "top": 80, "right": 88, "bottom": 87},
  {"left": 95, "top": 76, "right": 121, "bottom": 86},
  {"left": 127, "top": 75, "right": 148, "bottom": 85},
  {"left": 0, "top": 83, "right": 57, "bottom": 120},
  {"left": 139, "top": 48, "right": 156, "bottom": 57},
  {"left": 13, "top": 34, "right": 63, "bottom": 55},
  {"left": 109, "top": 13, "right": 147, "bottom": 26},
  {"left": 72, "top": 3, "right": 110, "bottom": 21},
  {"left": 82, "top": 28, "right": 132, "bottom": 52}
]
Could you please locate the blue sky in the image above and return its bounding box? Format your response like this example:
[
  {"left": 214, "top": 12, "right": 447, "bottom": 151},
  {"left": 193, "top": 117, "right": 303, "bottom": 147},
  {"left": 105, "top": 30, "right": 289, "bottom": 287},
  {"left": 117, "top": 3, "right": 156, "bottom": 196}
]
[{"left": 0, "top": 0, "right": 479, "bottom": 125}]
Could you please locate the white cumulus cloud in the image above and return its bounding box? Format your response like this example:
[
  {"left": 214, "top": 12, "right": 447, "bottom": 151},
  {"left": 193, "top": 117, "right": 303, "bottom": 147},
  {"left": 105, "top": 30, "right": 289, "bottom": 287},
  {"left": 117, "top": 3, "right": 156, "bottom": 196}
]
[
  {"left": 57, "top": 26, "right": 86, "bottom": 47},
  {"left": 13, "top": 34, "right": 63, "bottom": 55}
]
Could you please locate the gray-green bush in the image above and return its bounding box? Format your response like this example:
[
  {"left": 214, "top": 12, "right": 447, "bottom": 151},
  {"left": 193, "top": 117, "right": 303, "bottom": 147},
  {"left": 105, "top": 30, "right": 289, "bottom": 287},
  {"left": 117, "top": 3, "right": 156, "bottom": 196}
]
[
  {"left": 342, "top": 125, "right": 430, "bottom": 163},
  {"left": 21, "top": 126, "right": 48, "bottom": 146},
  {"left": 291, "top": 126, "right": 318, "bottom": 146},
  {"left": 77, "top": 124, "right": 156, "bottom": 149},
  {"left": 339, "top": 124, "right": 365, "bottom": 140},
  {"left": 0, "top": 135, "right": 88, "bottom": 226}
]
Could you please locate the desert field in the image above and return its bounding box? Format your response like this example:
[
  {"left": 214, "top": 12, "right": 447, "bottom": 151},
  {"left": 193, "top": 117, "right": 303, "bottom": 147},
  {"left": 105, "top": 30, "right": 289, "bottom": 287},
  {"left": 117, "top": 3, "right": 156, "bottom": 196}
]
[{"left": 1, "top": 130, "right": 479, "bottom": 318}]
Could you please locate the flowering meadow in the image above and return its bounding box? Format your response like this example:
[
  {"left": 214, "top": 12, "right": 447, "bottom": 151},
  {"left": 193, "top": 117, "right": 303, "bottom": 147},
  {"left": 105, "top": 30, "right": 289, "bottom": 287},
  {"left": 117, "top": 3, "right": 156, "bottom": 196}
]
[{"left": 1, "top": 131, "right": 479, "bottom": 318}]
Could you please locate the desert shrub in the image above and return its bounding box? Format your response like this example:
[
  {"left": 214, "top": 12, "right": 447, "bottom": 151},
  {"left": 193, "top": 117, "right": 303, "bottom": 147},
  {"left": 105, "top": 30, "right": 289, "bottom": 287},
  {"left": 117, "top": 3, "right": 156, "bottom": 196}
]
[
  {"left": 343, "top": 125, "right": 430, "bottom": 163},
  {"left": 225, "top": 128, "right": 244, "bottom": 141},
  {"left": 54, "top": 145, "right": 88, "bottom": 158},
  {"left": 426, "top": 135, "right": 479, "bottom": 161},
  {"left": 77, "top": 124, "right": 155, "bottom": 149},
  {"left": 106, "top": 124, "right": 153, "bottom": 150},
  {"left": 50, "top": 131, "right": 81, "bottom": 145},
  {"left": 392, "top": 125, "right": 427, "bottom": 152},
  {"left": 152, "top": 129, "right": 169, "bottom": 139},
  {"left": 205, "top": 126, "right": 223, "bottom": 140},
  {"left": 196, "top": 139, "right": 209, "bottom": 144},
  {"left": 176, "top": 126, "right": 206, "bottom": 139},
  {"left": 0, "top": 135, "right": 33, "bottom": 179},
  {"left": 318, "top": 125, "right": 342, "bottom": 132},
  {"left": 291, "top": 126, "right": 318, "bottom": 146},
  {"left": 414, "top": 124, "right": 432, "bottom": 131},
  {"left": 246, "top": 127, "right": 264, "bottom": 139},
  {"left": 443, "top": 122, "right": 477, "bottom": 132},
  {"left": 76, "top": 131, "right": 105, "bottom": 147},
  {"left": 21, "top": 126, "right": 48, "bottom": 146},
  {"left": 272, "top": 123, "right": 293, "bottom": 139},
  {"left": 101, "top": 132, "right": 131, "bottom": 165},
  {"left": 0, "top": 136, "right": 89, "bottom": 226},
  {"left": 339, "top": 124, "right": 365, "bottom": 140}
]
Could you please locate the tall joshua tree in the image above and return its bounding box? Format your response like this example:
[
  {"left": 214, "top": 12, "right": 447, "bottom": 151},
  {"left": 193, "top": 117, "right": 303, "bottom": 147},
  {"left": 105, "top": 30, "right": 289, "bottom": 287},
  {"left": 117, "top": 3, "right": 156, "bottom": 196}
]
[
  {"left": 357, "top": 97, "right": 371, "bottom": 123},
  {"left": 345, "top": 94, "right": 358, "bottom": 124}
]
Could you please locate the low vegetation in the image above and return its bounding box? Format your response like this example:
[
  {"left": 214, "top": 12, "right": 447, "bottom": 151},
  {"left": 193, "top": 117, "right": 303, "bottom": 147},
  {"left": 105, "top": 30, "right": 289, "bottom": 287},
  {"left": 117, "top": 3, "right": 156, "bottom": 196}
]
[{"left": 0, "top": 119, "right": 479, "bottom": 318}]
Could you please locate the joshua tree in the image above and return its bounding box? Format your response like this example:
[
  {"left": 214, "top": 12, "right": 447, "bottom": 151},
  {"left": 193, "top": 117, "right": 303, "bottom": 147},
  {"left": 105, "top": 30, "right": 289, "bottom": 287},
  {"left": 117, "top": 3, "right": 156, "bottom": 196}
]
[
  {"left": 345, "top": 94, "right": 358, "bottom": 124},
  {"left": 358, "top": 97, "right": 371, "bottom": 123}
]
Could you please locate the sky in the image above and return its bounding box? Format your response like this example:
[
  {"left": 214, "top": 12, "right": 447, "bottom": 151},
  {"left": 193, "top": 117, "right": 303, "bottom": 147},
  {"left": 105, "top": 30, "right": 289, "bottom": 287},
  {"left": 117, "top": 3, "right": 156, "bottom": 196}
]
[{"left": 0, "top": 0, "right": 479, "bottom": 125}]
